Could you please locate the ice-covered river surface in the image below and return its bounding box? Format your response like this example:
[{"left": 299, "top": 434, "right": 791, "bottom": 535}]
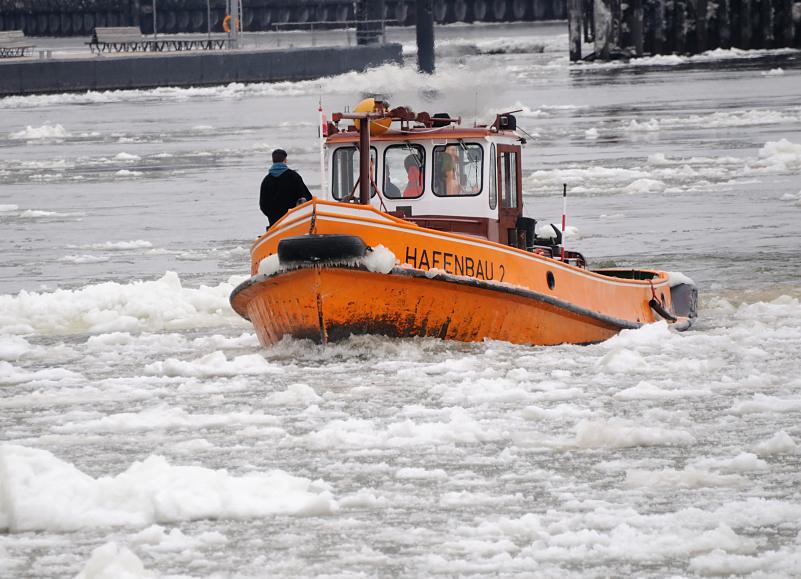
[{"left": 2, "top": 22, "right": 801, "bottom": 578}]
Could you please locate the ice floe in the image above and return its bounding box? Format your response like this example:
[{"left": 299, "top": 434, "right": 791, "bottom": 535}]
[{"left": 0, "top": 445, "right": 337, "bottom": 532}]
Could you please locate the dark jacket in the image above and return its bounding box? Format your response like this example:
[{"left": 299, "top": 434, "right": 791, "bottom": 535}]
[{"left": 259, "top": 168, "right": 312, "bottom": 226}]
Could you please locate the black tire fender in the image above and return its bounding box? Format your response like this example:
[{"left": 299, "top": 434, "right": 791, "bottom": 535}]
[{"left": 277, "top": 234, "right": 368, "bottom": 263}]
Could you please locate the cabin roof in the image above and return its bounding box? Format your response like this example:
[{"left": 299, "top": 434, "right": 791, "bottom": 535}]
[{"left": 325, "top": 126, "right": 519, "bottom": 145}]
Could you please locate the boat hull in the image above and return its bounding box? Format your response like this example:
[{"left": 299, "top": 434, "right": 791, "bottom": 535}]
[
  {"left": 231, "top": 265, "right": 641, "bottom": 346},
  {"left": 231, "top": 200, "right": 693, "bottom": 347}
]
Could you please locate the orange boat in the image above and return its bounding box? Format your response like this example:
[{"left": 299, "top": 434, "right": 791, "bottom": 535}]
[{"left": 231, "top": 100, "right": 697, "bottom": 347}]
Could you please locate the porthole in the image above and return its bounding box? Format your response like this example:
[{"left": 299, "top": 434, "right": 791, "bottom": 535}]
[{"left": 547, "top": 271, "right": 555, "bottom": 290}]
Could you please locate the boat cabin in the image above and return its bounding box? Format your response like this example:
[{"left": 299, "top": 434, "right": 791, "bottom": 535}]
[{"left": 322, "top": 106, "right": 532, "bottom": 250}]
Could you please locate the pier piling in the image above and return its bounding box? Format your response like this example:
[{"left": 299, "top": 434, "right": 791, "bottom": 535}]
[
  {"left": 416, "top": 0, "right": 435, "bottom": 73},
  {"left": 569, "top": 0, "right": 584, "bottom": 60},
  {"left": 573, "top": 0, "right": 799, "bottom": 60}
]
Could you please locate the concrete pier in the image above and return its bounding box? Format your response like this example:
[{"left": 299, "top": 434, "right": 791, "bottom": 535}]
[{"left": 0, "top": 43, "right": 402, "bottom": 97}]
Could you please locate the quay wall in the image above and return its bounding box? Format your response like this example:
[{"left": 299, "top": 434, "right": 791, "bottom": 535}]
[{"left": 0, "top": 43, "right": 402, "bottom": 96}]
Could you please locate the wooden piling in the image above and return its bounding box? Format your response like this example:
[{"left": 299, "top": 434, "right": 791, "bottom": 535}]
[
  {"left": 610, "top": 0, "right": 622, "bottom": 51},
  {"left": 759, "top": 0, "right": 773, "bottom": 48},
  {"left": 696, "top": 0, "right": 708, "bottom": 52},
  {"left": 673, "top": 0, "right": 687, "bottom": 53},
  {"left": 594, "top": 0, "right": 613, "bottom": 58},
  {"left": 718, "top": 0, "right": 732, "bottom": 48},
  {"left": 780, "top": 0, "right": 794, "bottom": 46},
  {"left": 652, "top": 0, "right": 666, "bottom": 53},
  {"left": 632, "top": 0, "right": 644, "bottom": 55},
  {"left": 569, "top": 0, "right": 583, "bottom": 61},
  {"left": 415, "top": 0, "right": 435, "bottom": 73},
  {"left": 572, "top": 0, "right": 796, "bottom": 61},
  {"left": 740, "top": 0, "right": 752, "bottom": 49}
]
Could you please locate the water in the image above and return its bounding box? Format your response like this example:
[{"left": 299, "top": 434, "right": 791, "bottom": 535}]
[{"left": 1, "top": 23, "right": 801, "bottom": 578}]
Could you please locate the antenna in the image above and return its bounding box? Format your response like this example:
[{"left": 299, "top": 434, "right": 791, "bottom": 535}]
[
  {"left": 318, "top": 99, "right": 328, "bottom": 198},
  {"left": 561, "top": 184, "right": 567, "bottom": 261}
]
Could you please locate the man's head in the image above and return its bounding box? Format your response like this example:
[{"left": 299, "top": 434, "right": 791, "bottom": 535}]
[{"left": 272, "top": 149, "right": 288, "bottom": 164}]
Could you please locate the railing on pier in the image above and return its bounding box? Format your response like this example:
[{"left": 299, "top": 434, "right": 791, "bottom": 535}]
[{"left": 271, "top": 19, "right": 395, "bottom": 47}]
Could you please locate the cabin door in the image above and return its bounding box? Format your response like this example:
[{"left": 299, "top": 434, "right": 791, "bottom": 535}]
[{"left": 496, "top": 145, "right": 523, "bottom": 246}]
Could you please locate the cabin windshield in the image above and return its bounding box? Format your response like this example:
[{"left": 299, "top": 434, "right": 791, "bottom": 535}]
[
  {"left": 383, "top": 144, "right": 425, "bottom": 199},
  {"left": 432, "top": 143, "right": 483, "bottom": 197},
  {"left": 331, "top": 146, "right": 377, "bottom": 200}
]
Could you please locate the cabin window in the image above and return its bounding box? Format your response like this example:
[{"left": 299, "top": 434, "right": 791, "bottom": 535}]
[
  {"left": 383, "top": 144, "right": 425, "bottom": 199},
  {"left": 331, "top": 146, "right": 377, "bottom": 200},
  {"left": 432, "top": 143, "right": 483, "bottom": 197},
  {"left": 489, "top": 144, "right": 497, "bottom": 210},
  {"left": 500, "top": 150, "right": 518, "bottom": 209}
]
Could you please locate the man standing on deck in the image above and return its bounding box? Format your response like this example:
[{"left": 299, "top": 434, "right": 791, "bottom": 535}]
[{"left": 259, "top": 149, "right": 313, "bottom": 227}]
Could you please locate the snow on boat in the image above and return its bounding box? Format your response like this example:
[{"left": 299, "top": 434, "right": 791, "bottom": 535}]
[{"left": 231, "top": 100, "right": 697, "bottom": 346}]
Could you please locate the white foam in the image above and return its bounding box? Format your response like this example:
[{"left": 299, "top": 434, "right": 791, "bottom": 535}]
[
  {"left": 52, "top": 404, "right": 280, "bottom": 433},
  {"left": 622, "top": 178, "right": 666, "bottom": 194},
  {"left": 0, "top": 271, "right": 247, "bottom": 336},
  {"left": 728, "top": 393, "right": 801, "bottom": 415},
  {"left": 0, "top": 360, "right": 83, "bottom": 386},
  {"left": 0, "top": 335, "right": 32, "bottom": 361},
  {"left": 9, "top": 123, "right": 69, "bottom": 140},
  {"left": 624, "top": 468, "right": 745, "bottom": 489},
  {"left": 754, "top": 431, "right": 799, "bottom": 455},
  {"left": 301, "top": 407, "right": 502, "bottom": 450},
  {"left": 584, "top": 127, "right": 599, "bottom": 139},
  {"left": 114, "top": 152, "right": 141, "bottom": 161},
  {"left": 362, "top": 244, "right": 397, "bottom": 274},
  {"left": 575, "top": 419, "right": 695, "bottom": 448},
  {"left": 0, "top": 204, "right": 18, "bottom": 212},
  {"left": 761, "top": 67, "right": 785, "bottom": 76},
  {"left": 115, "top": 170, "right": 144, "bottom": 177},
  {"left": 265, "top": 383, "right": 322, "bottom": 406},
  {"left": 257, "top": 254, "right": 280, "bottom": 276},
  {"left": 129, "top": 524, "right": 227, "bottom": 551},
  {"left": 59, "top": 255, "right": 110, "bottom": 264},
  {"left": 758, "top": 138, "right": 801, "bottom": 171},
  {"left": 18, "top": 209, "right": 84, "bottom": 219},
  {"left": 666, "top": 271, "right": 695, "bottom": 287},
  {"left": 614, "top": 380, "right": 708, "bottom": 400},
  {"left": 625, "top": 118, "right": 660, "bottom": 132},
  {"left": 144, "top": 351, "right": 280, "bottom": 378},
  {"left": 395, "top": 467, "right": 448, "bottom": 480},
  {"left": 690, "top": 452, "right": 769, "bottom": 473},
  {"left": 74, "top": 542, "right": 154, "bottom": 579},
  {"left": 72, "top": 240, "right": 154, "bottom": 251},
  {"left": 0, "top": 444, "right": 337, "bottom": 532}
]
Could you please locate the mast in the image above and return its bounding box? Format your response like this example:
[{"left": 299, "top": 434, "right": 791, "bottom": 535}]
[
  {"left": 358, "top": 119, "right": 371, "bottom": 204},
  {"left": 335, "top": 110, "right": 386, "bottom": 206}
]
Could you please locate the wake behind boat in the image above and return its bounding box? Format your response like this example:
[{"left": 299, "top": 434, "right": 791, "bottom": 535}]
[{"left": 231, "top": 99, "right": 697, "bottom": 346}]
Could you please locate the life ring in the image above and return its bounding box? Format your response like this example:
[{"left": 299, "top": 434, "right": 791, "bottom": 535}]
[{"left": 222, "top": 15, "right": 239, "bottom": 32}]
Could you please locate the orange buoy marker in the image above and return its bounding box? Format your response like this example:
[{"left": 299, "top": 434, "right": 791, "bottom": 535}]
[{"left": 353, "top": 98, "right": 392, "bottom": 136}]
